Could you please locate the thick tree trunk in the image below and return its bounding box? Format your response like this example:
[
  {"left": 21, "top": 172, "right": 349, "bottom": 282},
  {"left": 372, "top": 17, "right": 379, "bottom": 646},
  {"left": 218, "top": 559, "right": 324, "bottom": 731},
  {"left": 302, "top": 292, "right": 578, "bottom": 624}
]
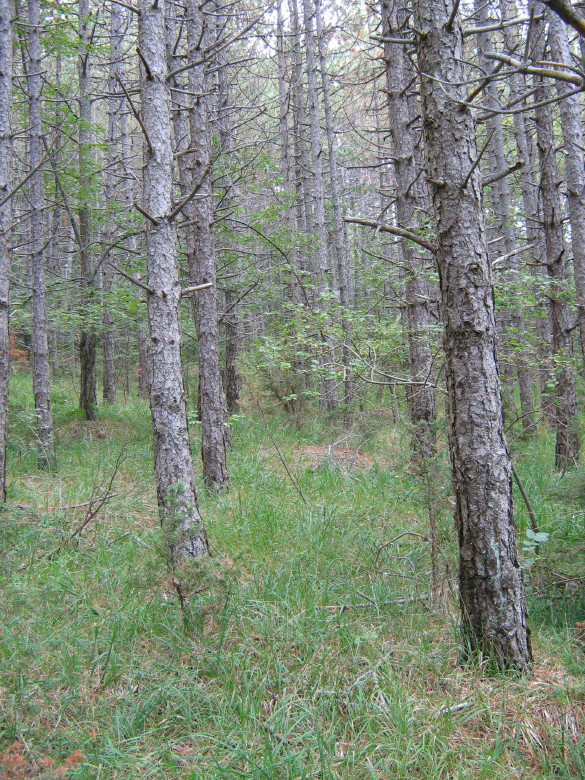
[
  {"left": 78, "top": 0, "right": 97, "bottom": 420},
  {"left": 185, "top": 0, "right": 230, "bottom": 489},
  {"left": 0, "top": 0, "right": 13, "bottom": 503},
  {"left": 381, "top": 0, "right": 436, "bottom": 460},
  {"left": 414, "top": 0, "right": 532, "bottom": 671},
  {"left": 530, "top": 11, "right": 579, "bottom": 469},
  {"left": 139, "top": 0, "right": 208, "bottom": 561},
  {"left": 27, "top": 0, "right": 56, "bottom": 469}
]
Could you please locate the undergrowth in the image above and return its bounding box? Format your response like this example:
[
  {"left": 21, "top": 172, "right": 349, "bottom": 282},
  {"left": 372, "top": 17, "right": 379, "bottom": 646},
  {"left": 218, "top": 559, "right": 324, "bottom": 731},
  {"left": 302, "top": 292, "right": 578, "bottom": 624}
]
[{"left": 0, "top": 373, "right": 583, "bottom": 778}]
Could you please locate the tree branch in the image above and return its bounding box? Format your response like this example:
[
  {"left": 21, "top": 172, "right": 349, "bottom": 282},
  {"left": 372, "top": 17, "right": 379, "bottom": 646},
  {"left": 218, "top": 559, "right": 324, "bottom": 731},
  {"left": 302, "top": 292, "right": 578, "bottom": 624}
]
[{"left": 344, "top": 216, "right": 436, "bottom": 253}]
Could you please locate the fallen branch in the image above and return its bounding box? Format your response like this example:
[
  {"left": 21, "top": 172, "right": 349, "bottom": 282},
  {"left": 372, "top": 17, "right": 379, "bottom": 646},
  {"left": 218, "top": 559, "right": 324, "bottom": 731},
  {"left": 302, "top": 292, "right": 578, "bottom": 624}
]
[
  {"left": 38, "top": 450, "right": 124, "bottom": 563},
  {"left": 321, "top": 594, "right": 429, "bottom": 613},
  {"left": 375, "top": 531, "right": 430, "bottom": 568}
]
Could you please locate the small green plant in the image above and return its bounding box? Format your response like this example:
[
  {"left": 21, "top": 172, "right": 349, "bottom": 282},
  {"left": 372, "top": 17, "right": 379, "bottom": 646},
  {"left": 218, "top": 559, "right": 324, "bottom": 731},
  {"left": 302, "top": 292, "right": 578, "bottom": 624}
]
[{"left": 520, "top": 528, "right": 551, "bottom": 567}]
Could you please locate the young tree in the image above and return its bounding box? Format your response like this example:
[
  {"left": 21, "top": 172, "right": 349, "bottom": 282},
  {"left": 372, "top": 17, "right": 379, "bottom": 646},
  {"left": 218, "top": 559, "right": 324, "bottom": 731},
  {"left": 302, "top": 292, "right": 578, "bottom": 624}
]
[
  {"left": 27, "top": 0, "right": 56, "bottom": 468},
  {"left": 184, "top": 0, "right": 231, "bottom": 489},
  {"left": 139, "top": 0, "right": 208, "bottom": 561},
  {"left": 381, "top": 0, "right": 436, "bottom": 460},
  {"left": 78, "top": 0, "right": 98, "bottom": 420},
  {"left": 530, "top": 10, "right": 579, "bottom": 469},
  {"left": 413, "top": 0, "right": 532, "bottom": 671},
  {"left": 0, "top": 0, "right": 13, "bottom": 502}
]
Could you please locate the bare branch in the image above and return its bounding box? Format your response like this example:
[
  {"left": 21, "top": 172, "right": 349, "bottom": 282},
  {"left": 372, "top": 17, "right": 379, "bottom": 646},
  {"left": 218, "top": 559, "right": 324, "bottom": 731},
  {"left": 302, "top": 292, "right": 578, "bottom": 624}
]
[{"left": 344, "top": 216, "right": 436, "bottom": 253}]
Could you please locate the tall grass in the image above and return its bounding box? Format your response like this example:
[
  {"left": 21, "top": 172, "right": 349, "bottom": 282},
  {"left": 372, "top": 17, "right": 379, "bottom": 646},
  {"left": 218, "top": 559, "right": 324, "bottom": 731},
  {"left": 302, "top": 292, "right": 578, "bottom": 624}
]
[{"left": 0, "top": 373, "right": 583, "bottom": 778}]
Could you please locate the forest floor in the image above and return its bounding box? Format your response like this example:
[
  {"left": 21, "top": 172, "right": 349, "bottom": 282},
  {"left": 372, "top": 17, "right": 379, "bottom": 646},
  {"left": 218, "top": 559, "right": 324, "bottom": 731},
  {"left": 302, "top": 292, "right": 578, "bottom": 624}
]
[{"left": 1, "top": 373, "right": 584, "bottom": 779}]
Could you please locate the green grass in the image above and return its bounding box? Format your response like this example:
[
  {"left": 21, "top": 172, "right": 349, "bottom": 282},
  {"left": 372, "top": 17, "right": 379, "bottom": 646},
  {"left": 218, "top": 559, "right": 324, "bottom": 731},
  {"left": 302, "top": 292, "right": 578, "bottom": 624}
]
[{"left": 1, "top": 373, "right": 583, "bottom": 778}]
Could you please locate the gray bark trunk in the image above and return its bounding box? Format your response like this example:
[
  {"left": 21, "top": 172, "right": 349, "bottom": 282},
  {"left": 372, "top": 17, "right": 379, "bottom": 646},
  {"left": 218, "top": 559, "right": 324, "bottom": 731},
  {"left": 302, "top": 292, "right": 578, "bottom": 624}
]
[
  {"left": 381, "top": 0, "right": 437, "bottom": 460},
  {"left": 530, "top": 11, "right": 579, "bottom": 469},
  {"left": 223, "top": 289, "right": 241, "bottom": 414},
  {"left": 499, "top": 0, "right": 552, "bottom": 427},
  {"left": 103, "top": 3, "right": 128, "bottom": 404},
  {"left": 0, "top": 0, "right": 13, "bottom": 502},
  {"left": 548, "top": 12, "right": 585, "bottom": 374},
  {"left": 414, "top": 0, "right": 532, "bottom": 671},
  {"left": 185, "top": 0, "right": 230, "bottom": 489},
  {"left": 474, "top": 0, "right": 535, "bottom": 434},
  {"left": 27, "top": 0, "right": 56, "bottom": 469},
  {"left": 78, "top": 0, "right": 97, "bottom": 420},
  {"left": 139, "top": 0, "right": 208, "bottom": 561},
  {"left": 302, "top": 0, "right": 339, "bottom": 411},
  {"left": 137, "top": 330, "right": 151, "bottom": 398},
  {"left": 315, "top": 0, "right": 353, "bottom": 405}
]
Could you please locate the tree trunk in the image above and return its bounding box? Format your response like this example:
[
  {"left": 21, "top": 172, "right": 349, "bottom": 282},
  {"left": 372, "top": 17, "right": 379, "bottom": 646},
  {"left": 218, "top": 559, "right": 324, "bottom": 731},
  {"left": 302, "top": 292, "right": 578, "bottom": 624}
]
[
  {"left": 102, "top": 3, "right": 128, "bottom": 404},
  {"left": 223, "top": 289, "right": 241, "bottom": 414},
  {"left": 27, "top": 0, "right": 56, "bottom": 469},
  {"left": 139, "top": 0, "right": 208, "bottom": 561},
  {"left": 0, "top": 0, "right": 13, "bottom": 503},
  {"left": 137, "top": 330, "right": 151, "bottom": 398},
  {"left": 315, "top": 0, "right": 353, "bottom": 405},
  {"left": 181, "top": 0, "right": 230, "bottom": 490},
  {"left": 302, "top": 0, "right": 339, "bottom": 411},
  {"left": 548, "top": 12, "right": 585, "bottom": 374},
  {"left": 78, "top": 0, "right": 97, "bottom": 420},
  {"left": 499, "top": 0, "right": 551, "bottom": 428},
  {"left": 381, "top": 0, "right": 436, "bottom": 461},
  {"left": 474, "top": 0, "right": 535, "bottom": 434},
  {"left": 530, "top": 10, "right": 579, "bottom": 469},
  {"left": 413, "top": 0, "right": 532, "bottom": 671}
]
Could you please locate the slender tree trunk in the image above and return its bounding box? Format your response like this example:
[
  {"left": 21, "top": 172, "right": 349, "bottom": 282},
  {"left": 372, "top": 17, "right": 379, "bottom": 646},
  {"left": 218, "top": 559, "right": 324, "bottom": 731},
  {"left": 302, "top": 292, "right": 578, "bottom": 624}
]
[
  {"left": 27, "top": 0, "right": 56, "bottom": 469},
  {"left": 302, "top": 0, "right": 339, "bottom": 411},
  {"left": 474, "top": 0, "right": 535, "bottom": 434},
  {"left": 531, "top": 11, "right": 579, "bottom": 469},
  {"left": 548, "top": 11, "right": 585, "bottom": 373},
  {"left": 0, "top": 0, "right": 13, "bottom": 503},
  {"left": 315, "top": 0, "right": 353, "bottom": 405},
  {"left": 414, "top": 0, "right": 532, "bottom": 671},
  {"left": 137, "top": 330, "right": 151, "bottom": 398},
  {"left": 500, "top": 0, "right": 551, "bottom": 427},
  {"left": 78, "top": 0, "right": 97, "bottom": 420},
  {"left": 139, "top": 0, "right": 208, "bottom": 561},
  {"left": 182, "top": 0, "right": 230, "bottom": 489},
  {"left": 102, "top": 4, "right": 127, "bottom": 404},
  {"left": 223, "top": 289, "right": 241, "bottom": 414},
  {"left": 381, "top": 0, "right": 436, "bottom": 460}
]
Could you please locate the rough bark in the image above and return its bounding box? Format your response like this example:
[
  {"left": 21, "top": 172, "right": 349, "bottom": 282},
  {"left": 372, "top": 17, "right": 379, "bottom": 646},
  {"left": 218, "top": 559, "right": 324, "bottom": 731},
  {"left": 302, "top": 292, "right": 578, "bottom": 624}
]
[
  {"left": 137, "top": 330, "right": 151, "bottom": 398},
  {"left": 185, "top": 0, "right": 230, "bottom": 489},
  {"left": 0, "top": 0, "right": 13, "bottom": 503},
  {"left": 139, "top": 0, "right": 208, "bottom": 561},
  {"left": 414, "top": 0, "right": 532, "bottom": 671},
  {"left": 548, "top": 12, "right": 585, "bottom": 373},
  {"left": 223, "top": 289, "right": 241, "bottom": 414},
  {"left": 381, "top": 0, "right": 437, "bottom": 460},
  {"left": 500, "top": 0, "right": 552, "bottom": 426},
  {"left": 530, "top": 11, "right": 579, "bottom": 469},
  {"left": 474, "top": 0, "right": 535, "bottom": 434},
  {"left": 78, "top": 0, "right": 97, "bottom": 420},
  {"left": 27, "top": 0, "right": 56, "bottom": 469},
  {"left": 103, "top": 3, "right": 128, "bottom": 404}
]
